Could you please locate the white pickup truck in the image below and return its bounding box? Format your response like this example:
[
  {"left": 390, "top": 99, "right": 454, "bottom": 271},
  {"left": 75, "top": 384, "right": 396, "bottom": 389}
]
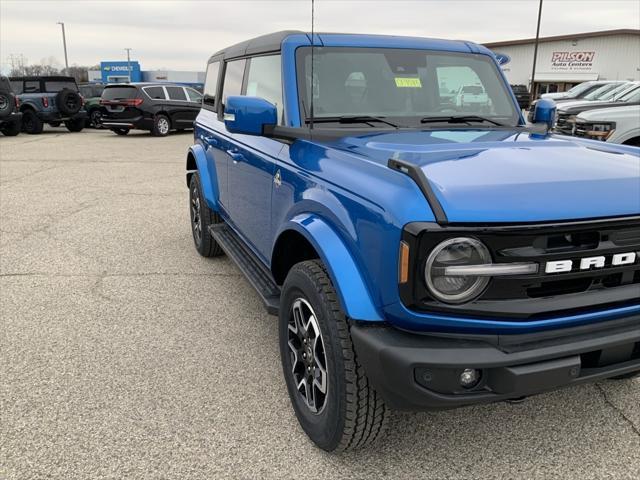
[{"left": 573, "top": 104, "right": 640, "bottom": 146}]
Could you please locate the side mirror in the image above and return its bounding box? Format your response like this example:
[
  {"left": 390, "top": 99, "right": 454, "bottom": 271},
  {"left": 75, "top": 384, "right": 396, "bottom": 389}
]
[
  {"left": 224, "top": 96, "right": 277, "bottom": 136},
  {"left": 531, "top": 98, "right": 557, "bottom": 129}
]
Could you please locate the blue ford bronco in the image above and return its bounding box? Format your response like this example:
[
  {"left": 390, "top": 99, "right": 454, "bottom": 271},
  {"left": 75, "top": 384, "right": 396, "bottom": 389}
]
[{"left": 186, "top": 31, "right": 640, "bottom": 451}]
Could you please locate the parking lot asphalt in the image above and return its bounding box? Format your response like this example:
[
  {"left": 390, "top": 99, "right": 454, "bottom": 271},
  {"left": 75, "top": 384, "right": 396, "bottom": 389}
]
[{"left": 1, "top": 127, "right": 639, "bottom": 480}]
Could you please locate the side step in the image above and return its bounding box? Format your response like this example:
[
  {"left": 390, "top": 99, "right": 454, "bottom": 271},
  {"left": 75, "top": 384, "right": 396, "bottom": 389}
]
[{"left": 209, "top": 223, "right": 280, "bottom": 315}]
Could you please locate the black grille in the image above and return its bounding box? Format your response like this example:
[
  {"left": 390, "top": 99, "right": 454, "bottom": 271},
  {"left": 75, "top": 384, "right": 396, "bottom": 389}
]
[
  {"left": 554, "top": 113, "right": 574, "bottom": 135},
  {"left": 400, "top": 218, "right": 640, "bottom": 321}
]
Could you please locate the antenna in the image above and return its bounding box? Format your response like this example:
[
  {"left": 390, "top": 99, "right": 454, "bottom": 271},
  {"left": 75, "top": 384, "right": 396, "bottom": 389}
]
[{"left": 309, "top": 0, "right": 315, "bottom": 130}]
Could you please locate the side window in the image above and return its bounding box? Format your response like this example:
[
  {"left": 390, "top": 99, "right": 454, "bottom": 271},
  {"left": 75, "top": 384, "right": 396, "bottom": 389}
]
[
  {"left": 203, "top": 61, "right": 220, "bottom": 107},
  {"left": 166, "top": 86, "right": 187, "bottom": 101},
  {"left": 10, "top": 80, "right": 23, "bottom": 94},
  {"left": 245, "top": 55, "right": 284, "bottom": 124},
  {"left": 144, "top": 86, "right": 166, "bottom": 100},
  {"left": 221, "top": 59, "right": 246, "bottom": 111},
  {"left": 186, "top": 88, "right": 203, "bottom": 103},
  {"left": 24, "top": 81, "right": 40, "bottom": 93}
]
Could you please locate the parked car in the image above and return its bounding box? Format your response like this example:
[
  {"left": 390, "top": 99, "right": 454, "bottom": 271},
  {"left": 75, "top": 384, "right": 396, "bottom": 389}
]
[
  {"left": 510, "top": 84, "right": 530, "bottom": 109},
  {"left": 539, "top": 80, "right": 625, "bottom": 103},
  {"left": 78, "top": 83, "right": 106, "bottom": 128},
  {"left": 0, "top": 75, "right": 22, "bottom": 136},
  {"left": 453, "top": 84, "right": 491, "bottom": 110},
  {"left": 9, "top": 75, "right": 86, "bottom": 134},
  {"left": 555, "top": 83, "right": 640, "bottom": 135},
  {"left": 186, "top": 31, "right": 640, "bottom": 452},
  {"left": 573, "top": 105, "right": 640, "bottom": 145},
  {"left": 100, "top": 83, "right": 203, "bottom": 136}
]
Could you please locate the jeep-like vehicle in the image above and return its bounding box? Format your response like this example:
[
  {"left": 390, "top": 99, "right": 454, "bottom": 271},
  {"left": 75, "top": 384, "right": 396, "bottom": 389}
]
[
  {"left": 79, "top": 83, "right": 106, "bottom": 128},
  {"left": 10, "top": 75, "right": 86, "bottom": 134},
  {"left": 186, "top": 32, "right": 640, "bottom": 452},
  {"left": 0, "top": 75, "right": 22, "bottom": 136}
]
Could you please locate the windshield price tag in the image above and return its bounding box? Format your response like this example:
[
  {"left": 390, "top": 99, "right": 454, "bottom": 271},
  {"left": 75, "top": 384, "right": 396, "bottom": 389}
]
[{"left": 394, "top": 77, "right": 422, "bottom": 88}]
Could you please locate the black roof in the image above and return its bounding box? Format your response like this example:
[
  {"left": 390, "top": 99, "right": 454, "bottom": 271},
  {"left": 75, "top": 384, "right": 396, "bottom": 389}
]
[
  {"left": 208, "top": 30, "right": 304, "bottom": 62},
  {"left": 9, "top": 75, "right": 76, "bottom": 82}
]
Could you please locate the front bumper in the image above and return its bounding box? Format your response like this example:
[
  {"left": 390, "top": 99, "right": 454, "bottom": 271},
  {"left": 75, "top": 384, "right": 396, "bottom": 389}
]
[{"left": 352, "top": 314, "right": 640, "bottom": 411}]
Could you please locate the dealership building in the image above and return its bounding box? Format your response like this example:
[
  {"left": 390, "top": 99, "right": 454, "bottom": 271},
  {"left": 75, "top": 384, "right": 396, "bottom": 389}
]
[
  {"left": 484, "top": 29, "right": 640, "bottom": 96},
  {"left": 88, "top": 61, "right": 205, "bottom": 88}
]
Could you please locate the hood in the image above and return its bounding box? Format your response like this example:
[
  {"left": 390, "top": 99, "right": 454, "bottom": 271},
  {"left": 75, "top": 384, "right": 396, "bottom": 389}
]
[
  {"left": 320, "top": 129, "right": 640, "bottom": 223},
  {"left": 561, "top": 100, "right": 638, "bottom": 115},
  {"left": 578, "top": 104, "right": 640, "bottom": 121}
]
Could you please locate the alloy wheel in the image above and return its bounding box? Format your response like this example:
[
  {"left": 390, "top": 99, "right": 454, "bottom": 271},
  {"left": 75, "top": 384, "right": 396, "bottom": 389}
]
[
  {"left": 190, "top": 184, "right": 202, "bottom": 244},
  {"left": 158, "top": 117, "right": 169, "bottom": 135},
  {"left": 287, "top": 298, "right": 328, "bottom": 414}
]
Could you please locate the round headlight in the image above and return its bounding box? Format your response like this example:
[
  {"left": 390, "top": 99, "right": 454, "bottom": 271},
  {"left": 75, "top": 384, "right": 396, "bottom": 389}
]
[{"left": 425, "top": 237, "right": 491, "bottom": 304}]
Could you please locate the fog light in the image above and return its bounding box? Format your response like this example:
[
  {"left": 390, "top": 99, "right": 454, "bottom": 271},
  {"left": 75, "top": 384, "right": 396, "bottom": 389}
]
[{"left": 460, "top": 368, "right": 481, "bottom": 388}]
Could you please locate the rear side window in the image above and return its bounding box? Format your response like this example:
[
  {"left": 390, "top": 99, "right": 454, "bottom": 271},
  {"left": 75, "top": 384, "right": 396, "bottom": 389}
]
[
  {"left": 24, "top": 81, "right": 40, "bottom": 93},
  {"left": 102, "top": 86, "right": 138, "bottom": 100},
  {"left": 203, "top": 61, "right": 220, "bottom": 107},
  {"left": 221, "top": 59, "right": 246, "bottom": 110},
  {"left": 166, "top": 86, "right": 187, "bottom": 101},
  {"left": 44, "top": 80, "right": 77, "bottom": 92},
  {"left": 10, "top": 80, "right": 23, "bottom": 94},
  {"left": 186, "top": 88, "right": 203, "bottom": 103},
  {"left": 144, "top": 86, "right": 166, "bottom": 100},
  {"left": 245, "top": 55, "right": 283, "bottom": 124}
]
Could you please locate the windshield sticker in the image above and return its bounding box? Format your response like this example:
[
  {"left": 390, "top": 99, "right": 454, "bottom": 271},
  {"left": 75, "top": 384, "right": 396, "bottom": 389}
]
[{"left": 394, "top": 77, "right": 422, "bottom": 88}]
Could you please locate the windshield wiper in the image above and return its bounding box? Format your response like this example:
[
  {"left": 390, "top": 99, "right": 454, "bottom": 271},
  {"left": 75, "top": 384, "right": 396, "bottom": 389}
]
[
  {"left": 306, "top": 116, "right": 401, "bottom": 129},
  {"left": 420, "top": 115, "right": 507, "bottom": 127}
]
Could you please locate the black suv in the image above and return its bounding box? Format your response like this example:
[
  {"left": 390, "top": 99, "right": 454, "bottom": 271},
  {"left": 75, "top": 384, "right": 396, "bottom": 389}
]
[
  {"left": 100, "top": 83, "right": 203, "bottom": 136},
  {"left": 0, "top": 75, "right": 22, "bottom": 136},
  {"left": 10, "top": 76, "right": 86, "bottom": 134}
]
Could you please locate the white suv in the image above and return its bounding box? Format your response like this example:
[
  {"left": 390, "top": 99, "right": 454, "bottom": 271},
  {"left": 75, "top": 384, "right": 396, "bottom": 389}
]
[{"left": 573, "top": 104, "right": 640, "bottom": 146}]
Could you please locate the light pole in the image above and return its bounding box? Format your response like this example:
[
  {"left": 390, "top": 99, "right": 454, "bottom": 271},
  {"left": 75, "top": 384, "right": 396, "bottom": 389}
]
[
  {"left": 56, "top": 22, "right": 69, "bottom": 74},
  {"left": 125, "top": 48, "right": 132, "bottom": 82},
  {"left": 529, "top": 0, "right": 543, "bottom": 103}
]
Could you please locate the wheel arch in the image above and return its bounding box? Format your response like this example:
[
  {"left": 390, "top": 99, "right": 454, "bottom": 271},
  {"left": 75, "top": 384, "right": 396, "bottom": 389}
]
[
  {"left": 186, "top": 144, "right": 219, "bottom": 212},
  {"left": 272, "top": 214, "right": 384, "bottom": 322}
]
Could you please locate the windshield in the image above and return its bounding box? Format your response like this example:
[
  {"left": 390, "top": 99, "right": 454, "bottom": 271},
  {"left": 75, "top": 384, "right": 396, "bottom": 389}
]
[
  {"left": 44, "top": 80, "right": 78, "bottom": 92},
  {"left": 79, "top": 84, "right": 105, "bottom": 98},
  {"left": 102, "top": 86, "right": 138, "bottom": 100},
  {"left": 599, "top": 83, "right": 632, "bottom": 101},
  {"left": 296, "top": 47, "right": 520, "bottom": 127},
  {"left": 583, "top": 83, "right": 623, "bottom": 101},
  {"left": 564, "top": 82, "right": 594, "bottom": 97}
]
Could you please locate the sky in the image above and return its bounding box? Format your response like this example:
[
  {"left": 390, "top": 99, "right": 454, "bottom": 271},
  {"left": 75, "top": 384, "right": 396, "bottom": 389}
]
[{"left": 1, "top": 0, "right": 639, "bottom": 73}]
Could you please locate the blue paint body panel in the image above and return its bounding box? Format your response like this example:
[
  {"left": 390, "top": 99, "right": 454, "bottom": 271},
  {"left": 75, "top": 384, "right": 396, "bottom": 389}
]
[{"left": 190, "top": 32, "right": 640, "bottom": 335}]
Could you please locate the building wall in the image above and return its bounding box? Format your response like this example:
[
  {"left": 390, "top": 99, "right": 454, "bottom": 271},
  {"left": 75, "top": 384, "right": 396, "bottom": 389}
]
[
  {"left": 489, "top": 33, "right": 640, "bottom": 86},
  {"left": 141, "top": 70, "right": 204, "bottom": 85}
]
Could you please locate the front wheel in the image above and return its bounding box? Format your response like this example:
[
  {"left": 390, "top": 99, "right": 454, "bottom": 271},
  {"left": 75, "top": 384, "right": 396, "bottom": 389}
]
[
  {"left": 1, "top": 120, "right": 21, "bottom": 136},
  {"left": 89, "top": 109, "right": 103, "bottom": 128},
  {"left": 279, "top": 260, "right": 388, "bottom": 452},
  {"left": 189, "top": 173, "right": 224, "bottom": 257}
]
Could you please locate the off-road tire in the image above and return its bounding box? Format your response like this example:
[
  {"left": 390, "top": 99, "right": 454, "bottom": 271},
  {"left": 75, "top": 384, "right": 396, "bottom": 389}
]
[
  {"left": 64, "top": 118, "right": 85, "bottom": 132},
  {"left": 56, "top": 89, "right": 82, "bottom": 115},
  {"left": 0, "top": 91, "right": 14, "bottom": 118},
  {"left": 111, "top": 128, "right": 129, "bottom": 136},
  {"left": 152, "top": 114, "right": 170, "bottom": 137},
  {"left": 21, "top": 110, "right": 44, "bottom": 134},
  {"left": 1, "top": 120, "right": 21, "bottom": 136},
  {"left": 279, "top": 260, "right": 388, "bottom": 452},
  {"left": 189, "top": 172, "right": 224, "bottom": 257}
]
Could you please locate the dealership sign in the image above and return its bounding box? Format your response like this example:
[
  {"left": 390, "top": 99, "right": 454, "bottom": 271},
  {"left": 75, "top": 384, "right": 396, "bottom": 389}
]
[{"left": 551, "top": 51, "right": 595, "bottom": 71}]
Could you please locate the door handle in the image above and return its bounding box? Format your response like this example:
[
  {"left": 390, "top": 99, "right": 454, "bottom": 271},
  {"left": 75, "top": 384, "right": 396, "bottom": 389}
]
[
  {"left": 203, "top": 135, "right": 218, "bottom": 146},
  {"left": 226, "top": 149, "right": 244, "bottom": 162}
]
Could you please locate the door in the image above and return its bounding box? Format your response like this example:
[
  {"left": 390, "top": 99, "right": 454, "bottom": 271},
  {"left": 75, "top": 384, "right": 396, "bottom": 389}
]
[
  {"left": 164, "top": 85, "right": 198, "bottom": 128},
  {"left": 223, "top": 55, "right": 285, "bottom": 260}
]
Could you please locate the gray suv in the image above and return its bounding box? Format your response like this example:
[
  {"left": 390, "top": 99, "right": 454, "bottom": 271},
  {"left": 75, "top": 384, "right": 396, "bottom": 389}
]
[{"left": 10, "top": 75, "right": 87, "bottom": 134}]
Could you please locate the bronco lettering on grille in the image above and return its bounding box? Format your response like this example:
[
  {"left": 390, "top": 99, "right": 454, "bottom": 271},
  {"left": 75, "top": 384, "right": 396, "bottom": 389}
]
[{"left": 545, "top": 252, "right": 638, "bottom": 274}]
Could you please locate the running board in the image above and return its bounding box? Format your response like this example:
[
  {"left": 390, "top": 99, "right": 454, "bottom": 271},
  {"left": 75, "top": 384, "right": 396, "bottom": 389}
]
[{"left": 209, "top": 223, "right": 280, "bottom": 315}]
